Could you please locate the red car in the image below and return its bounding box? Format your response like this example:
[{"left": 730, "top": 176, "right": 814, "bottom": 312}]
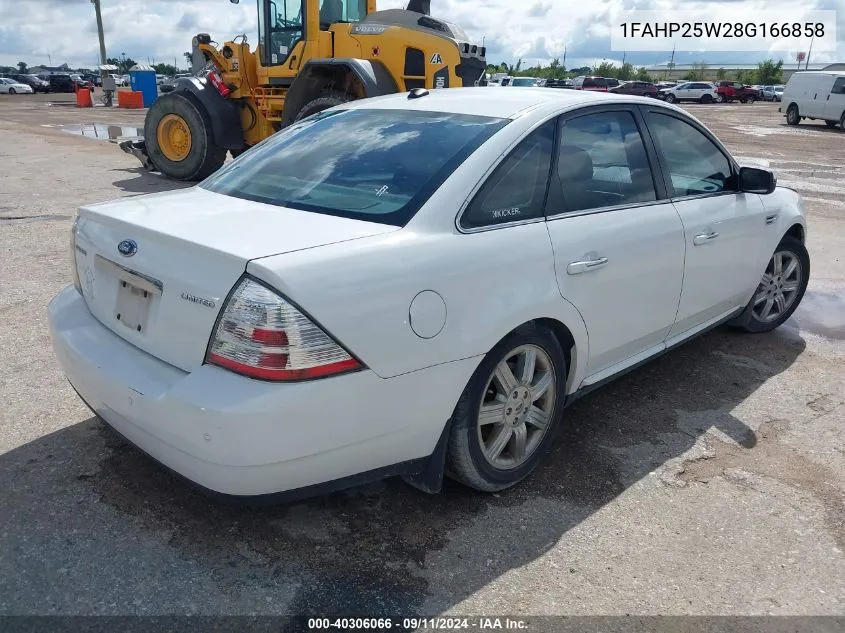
[
  {"left": 609, "top": 80, "right": 659, "bottom": 97},
  {"left": 575, "top": 76, "right": 621, "bottom": 92},
  {"left": 716, "top": 81, "right": 760, "bottom": 103}
]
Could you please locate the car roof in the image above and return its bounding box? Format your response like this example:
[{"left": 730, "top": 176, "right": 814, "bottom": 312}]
[{"left": 338, "top": 87, "right": 667, "bottom": 120}]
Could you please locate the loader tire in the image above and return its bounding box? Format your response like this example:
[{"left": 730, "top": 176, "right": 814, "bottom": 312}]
[
  {"left": 144, "top": 92, "right": 227, "bottom": 181},
  {"left": 293, "top": 91, "right": 352, "bottom": 123}
]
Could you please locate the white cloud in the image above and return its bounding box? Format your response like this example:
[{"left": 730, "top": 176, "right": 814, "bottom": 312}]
[{"left": 0, "top": 0, "right": 842, "bottom": 70}]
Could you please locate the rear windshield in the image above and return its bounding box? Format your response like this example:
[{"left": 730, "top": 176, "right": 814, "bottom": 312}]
[
  {"left": 582, "top": 78, "right": 605, "bottom": 88},
  {"left": 201, "top": 108, "right": 508, "bottom": 226}
]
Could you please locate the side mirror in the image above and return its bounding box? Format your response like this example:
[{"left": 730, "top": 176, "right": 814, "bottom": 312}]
[
  {"left": 739, "top": 166, "right": 776, "bottom": 194},
  {"left": 230, "top": 0, "right": 239, "bottom": 4}
]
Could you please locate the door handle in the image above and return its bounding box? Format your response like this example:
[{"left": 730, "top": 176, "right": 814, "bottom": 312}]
[
  {"left": 693, "top": 231, "right": 719, "bottom": 245},
  {"left": 765, "top": 213, "right": 778, "bottom": 225},
  {"left": 567, "top": 257, "right": 608, "bottom": 275}
]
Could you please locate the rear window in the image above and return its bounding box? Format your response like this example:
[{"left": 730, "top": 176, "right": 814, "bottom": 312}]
[
  {"left": 201, "top": 108, "right": 507, "bottom": 226},
  {"left": 582, "top": 77, "right": 606, "bottom": 88}
]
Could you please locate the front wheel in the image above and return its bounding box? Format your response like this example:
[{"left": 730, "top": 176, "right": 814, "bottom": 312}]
[
  {"left": 730, "top": 235, "right": 810, "bottom": 333},
  {"left": 446, "top": 323, "right": 566, "bottom": 492},
  {"left": 716, "top": 94, "right": 725, "bottom": 103},
  {"left": 786, "top": 104, "right": 800, "bottom": 125},
  {"left": 293, "top": 91, "right": 351, "bottom": 122},
  {"left": 7, "top": 88, "right": 15, "bottom": 94},
  {"left": 144, "top": 92, "right": 227, "bottom": 181},
  {"left": 665, "top": 93, "right": 676, "bottom": 103},
  {"left": 747, "top": 96, "right": 755, "bottom": 103}
]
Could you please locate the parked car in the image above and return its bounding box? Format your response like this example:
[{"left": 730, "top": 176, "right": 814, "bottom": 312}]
[
  {"left": 45, "top": 74, "right": 75, "bottom": 93},
  {"left": 499, "top": 77, "right": 513, "bottom": 86},
  {"left": 69, "top": 74, "right": 94, "bottom": 91},
  {"left": 655, "top": 81, "right": 678, "bottom": 92},
  {"left": 48, "top": 89, "right": 809, "bottom": 499},
  {"left": 0, "top": 77, "right": 34, "bottom": 94},
  {"left": 781, "top": 71, "right": 845, "bottom": 129},
  {"left": 545, "top": 79, "right": 574, "bottom": 89},
  {"left": 659, "top": 82, "right": 718, "bottom": 103},
  {"left": 715, "top": 81, "right": 760, "bottom": 103},
  {"left": 609, "top": 80, "right": 659, "bottom": 97},
  {"left": 9, "top": 73, "right": 50, "bottom": 93},
  {"left": 763, "top": 85, "right": 784, "bottom": 102},
  {"left": 572, "top": 76, "right": 621, "bottom": 91}
]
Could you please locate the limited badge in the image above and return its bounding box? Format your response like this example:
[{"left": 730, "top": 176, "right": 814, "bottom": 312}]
[{"left": 430, "top": 52, "right": 443, "bottom": 65}]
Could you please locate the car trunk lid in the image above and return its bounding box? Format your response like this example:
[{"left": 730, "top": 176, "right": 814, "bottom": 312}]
[{"left": 72, "top": 186, "right": 398, "bottom": 372}]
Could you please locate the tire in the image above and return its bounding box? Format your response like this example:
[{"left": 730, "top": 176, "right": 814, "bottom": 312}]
[
  {"left": 716, "top": 94, "right": 725, "bottom": 103},
  {"left": 729, "top": 235, "right": 810, "bottom": 334},
  {"left": 8, "top": 88, "right": 15, "bottom": 94},
  {"left": 665, "top": 93, "right": 676, "bottom": 103},
  {"left": 840, "top": 111, "right": 845, "bottom": 132},
  {"left": 825, "top": 120, "right": 838, "bottom": 129},
  {"left": 747, "top": 96, "right": 755, "bottom": 103},
  {"left": 700, "top": 94, "right": 713, "bottom": 104},
  {"left": 786, "top": 103, "right": 800, "bottom": 126},
  {"left": 446, "top": 323, "right": 567, "bottom": 492},
  {"left": 144, "top": 92, "right": 227, "bottom": 181},
  {"left": 293, "top": 90, "right": 352, "bottom": 122}
]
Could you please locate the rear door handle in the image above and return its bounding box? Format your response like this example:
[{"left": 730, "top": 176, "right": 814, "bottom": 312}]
[
  {"left": 693, "top": 231, "right": 719, "bottom": 245},
  {"left": 567, "top": 257, "right": 608, "bottom": 275},
  {"left": 765, "top": 213, "right": 778, "bottom": 224}
]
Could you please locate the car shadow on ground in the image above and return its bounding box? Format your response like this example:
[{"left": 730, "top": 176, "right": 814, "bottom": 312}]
[
  {"left": 111, "top": 167, "right": 194, "bottom": 195},
  {"left": 0, "top": 326, "right": 806, "bottom": 614}
]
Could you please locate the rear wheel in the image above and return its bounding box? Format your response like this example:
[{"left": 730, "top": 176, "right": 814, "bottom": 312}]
[
  {"left": 840, "top": 111, "right": 845, "bottom": 131},
  {"left": 446, "top": 323, "right": 566, "bottom": 492},
  {"left": 747, "top": 95, "right": 755, "bottom": 103},
  {"left": 786, "top": 103, "right": 800, "bottom": 125},
  {"left": 144, "top": 92, "right": 227, "bottom": 181},
  {"left": 730, "top": 235, "right": 809, "bottom": 333},
  {"left": 825, "top": 120, "right": 838, "bottom": 129},
  {"left": 700, "top": 94, "right": 713, "bottom": 104},
  {"left": 293, "top": 91, "right": 352, "bottom": 122}
]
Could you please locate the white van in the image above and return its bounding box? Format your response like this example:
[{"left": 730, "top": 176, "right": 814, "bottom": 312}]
[{"left": 781, "top": 71, "right": 845, "bottom": 129}]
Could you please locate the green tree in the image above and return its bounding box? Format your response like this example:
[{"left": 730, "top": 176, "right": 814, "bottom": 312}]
[
  {"left": 618, "top": 62, "right": 634, "bottom": 80},
  {"left": 716, "top": 67, "right": 727, "bottom": 80},
  {"left": 17, "top": 61, "right": 27, "bottom": 73},
  {"left": 635, "top": 66, "right": 650, "bottom": 81},
  {"left": 593, "top": 61, "right": 618, "bottom": 78},
  {"left": 736, "top": 69, "right": 747, "bottom": 83},
  {"left": 756, "top": 58, "right": 783, "bottom": 85},
  {"left": 153, "top": 63, "right": 179, "bottom": 76}
]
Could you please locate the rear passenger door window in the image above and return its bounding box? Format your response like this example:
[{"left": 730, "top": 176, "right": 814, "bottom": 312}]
[
  {"left": 547, "top": 110, "right": 657, "bottom": 213},
  {"left": 461, "top": 121, "right": 555, "bottom": 229},
  {"left": 645, "top": 112, "right": 734, "bottom": 197},
  {"left": 831, "top": 77, "right": 845, "bottom": 94}
]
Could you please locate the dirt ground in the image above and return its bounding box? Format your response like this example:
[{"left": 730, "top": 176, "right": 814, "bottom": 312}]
[{"left": 1, "top": 92, "right": 844, "bottom": 619}]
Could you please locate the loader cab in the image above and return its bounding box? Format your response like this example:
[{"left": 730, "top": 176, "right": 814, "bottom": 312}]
[{"left": 255, "top": 0, "right": 373, "bottom": 67}]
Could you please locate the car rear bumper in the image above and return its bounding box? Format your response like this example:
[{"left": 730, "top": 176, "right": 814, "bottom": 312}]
[{"left": 48, "top": 285, "right": 477, "bottom": 497}]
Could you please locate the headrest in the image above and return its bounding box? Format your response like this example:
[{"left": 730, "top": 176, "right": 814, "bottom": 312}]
[{"left": 558, "top": 145, "right": 593, "bottom": 182}]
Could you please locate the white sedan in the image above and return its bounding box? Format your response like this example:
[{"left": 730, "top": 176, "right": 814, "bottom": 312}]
[
  {"left": 0, "top": 78, "right": 34, "bottom": 94},
  {"left": 48, "top": 88, "right": 809, "bottom": 499}
]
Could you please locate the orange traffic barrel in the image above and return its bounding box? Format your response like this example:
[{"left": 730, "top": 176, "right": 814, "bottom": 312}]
[{"left": 76, "top": 87, "right": 93, "bottom": 108}]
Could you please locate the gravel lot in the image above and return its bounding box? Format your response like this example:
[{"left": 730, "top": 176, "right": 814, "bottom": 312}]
[{"left": 1, "top": 92, "right": 844, "bottom": 618}]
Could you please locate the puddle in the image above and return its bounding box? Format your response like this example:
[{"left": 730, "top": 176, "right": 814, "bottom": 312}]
[
  {"left": 60, "top": 123, "right": 144, "bottom": 142},
  {"left": 790, "top": 289, "right": 845, "bottom": 341}
]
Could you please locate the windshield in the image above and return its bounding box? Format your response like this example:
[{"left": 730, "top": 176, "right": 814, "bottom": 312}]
[
  {"left": 201, "top": 109, "right": 508, "bottom": 226},
  {"left": 511, "top": 78, "right": 537, "bottom": 87}
]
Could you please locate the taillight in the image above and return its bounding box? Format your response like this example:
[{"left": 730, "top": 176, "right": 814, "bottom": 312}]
[
  {"left": 206, "top": 277, "right": 363, "bottom": 381},
  {"left": 206, "top": 70, "right": 231, "bottom": 97}
]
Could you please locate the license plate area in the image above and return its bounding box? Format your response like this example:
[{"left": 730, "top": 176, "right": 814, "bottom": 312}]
[{"left": 95, "top": 255, "right": 162, "bottom": 334}]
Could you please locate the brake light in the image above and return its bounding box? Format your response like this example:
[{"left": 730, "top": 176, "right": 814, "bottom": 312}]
[
  {"left": 206, "top": 277, "right": 363, "bottom": 381},
  {"left": 207, "top": 70, "right": 231, "bottom": 98}
]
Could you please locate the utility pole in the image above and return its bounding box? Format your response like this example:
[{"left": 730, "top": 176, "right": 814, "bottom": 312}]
[
  {"left": 91, "top": 0, "right": 107, "bottom": 82},
  {"left": 806, "top": 35, "right": 814, "bottom": 70},
  {"left": 562, "top": 44, "right": 566, "bottom": 69},
  {"left": 667, "top": 43, "right": 675, "bottom": 79}
]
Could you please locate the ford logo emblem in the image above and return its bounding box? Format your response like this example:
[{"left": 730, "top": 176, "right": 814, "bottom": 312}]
[{"left": 117, "top": 239, "right": 137, "bottom": 257}]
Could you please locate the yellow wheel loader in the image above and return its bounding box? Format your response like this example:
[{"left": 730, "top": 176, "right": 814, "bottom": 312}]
[{"left": 120, "top": 0, "right": 488, "bottom": 181}]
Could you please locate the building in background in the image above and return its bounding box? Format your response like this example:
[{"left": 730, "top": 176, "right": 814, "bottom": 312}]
[{"left": 645, "top": 62, "right": 844, "bottom": 82}]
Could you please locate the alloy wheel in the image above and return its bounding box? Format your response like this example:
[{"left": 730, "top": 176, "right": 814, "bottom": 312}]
[
  {"left": 476, "top": 344, "right": 556, "bottom": 470},
  {"left": 752, "top": 250, "right": 802, "bottom": 323}
]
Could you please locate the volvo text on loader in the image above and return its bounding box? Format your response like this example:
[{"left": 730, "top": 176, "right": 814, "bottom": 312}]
[{"left": 120, "top": 0, "right": 488, "bottom": 181}]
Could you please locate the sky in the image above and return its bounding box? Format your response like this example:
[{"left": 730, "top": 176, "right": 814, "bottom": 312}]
[{"left": 0, "top": 0, "right": 842, "bottom": 71}]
